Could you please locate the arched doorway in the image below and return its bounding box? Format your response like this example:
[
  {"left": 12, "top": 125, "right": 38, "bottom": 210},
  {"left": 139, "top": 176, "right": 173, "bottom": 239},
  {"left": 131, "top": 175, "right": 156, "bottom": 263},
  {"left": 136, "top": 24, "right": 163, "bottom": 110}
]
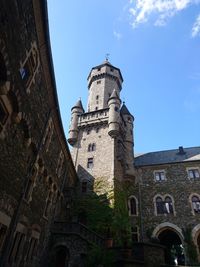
[
  {"left": 54, "top": 246, "right": 69, "bottom": 267},
  {"left": 158, "top": 229, "right": 185, "bottom": 265}
]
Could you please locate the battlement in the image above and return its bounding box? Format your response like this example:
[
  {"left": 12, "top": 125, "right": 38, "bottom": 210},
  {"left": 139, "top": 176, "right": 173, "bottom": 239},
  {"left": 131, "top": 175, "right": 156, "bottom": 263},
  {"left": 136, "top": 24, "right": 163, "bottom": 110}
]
[{"left": 78, "top": 108, "right": 109, "bottom": 127}]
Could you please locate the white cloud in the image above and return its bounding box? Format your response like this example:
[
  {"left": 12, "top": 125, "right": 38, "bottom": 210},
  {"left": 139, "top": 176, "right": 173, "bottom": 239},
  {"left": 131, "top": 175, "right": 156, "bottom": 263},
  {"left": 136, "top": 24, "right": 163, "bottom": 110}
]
[
  {"left": 191, "top": 13, "right": 200, "bottom": 37},
  {"left": 129, "top": 0, "right": 200, "bottom": 28},
  {"left": 113, "top": 30, "right": 122, "bottom": 40}
]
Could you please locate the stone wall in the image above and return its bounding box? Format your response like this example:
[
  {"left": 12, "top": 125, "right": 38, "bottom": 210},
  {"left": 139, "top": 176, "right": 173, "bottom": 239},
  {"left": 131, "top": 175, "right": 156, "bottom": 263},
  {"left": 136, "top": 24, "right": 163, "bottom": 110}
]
[{"left": 0, "top": 1, "right": 77, "bottom": 266}]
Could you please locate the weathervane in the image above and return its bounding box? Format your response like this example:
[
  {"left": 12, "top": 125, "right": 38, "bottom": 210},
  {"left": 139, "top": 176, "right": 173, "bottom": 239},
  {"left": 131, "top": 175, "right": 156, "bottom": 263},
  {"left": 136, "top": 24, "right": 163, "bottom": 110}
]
[{"left": 105, "top": 53, "right": 110, "bottom": 61}]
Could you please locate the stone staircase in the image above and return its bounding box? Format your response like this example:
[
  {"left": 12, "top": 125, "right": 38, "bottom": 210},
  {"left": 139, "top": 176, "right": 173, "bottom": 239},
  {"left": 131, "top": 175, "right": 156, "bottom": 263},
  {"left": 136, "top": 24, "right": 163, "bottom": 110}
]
[{"left": 51, "top": 221, "right": 104, "bottom": 246}]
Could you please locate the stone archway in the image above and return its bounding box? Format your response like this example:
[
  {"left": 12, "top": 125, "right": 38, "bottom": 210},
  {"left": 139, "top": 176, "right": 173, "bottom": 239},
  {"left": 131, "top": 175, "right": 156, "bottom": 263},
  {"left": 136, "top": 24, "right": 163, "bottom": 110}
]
[
  {"left": 153, "top": 223, "right": 185, "bottom": 265},
  {"left": 192, "top": 224, "right": 200, "bottom": 262}
]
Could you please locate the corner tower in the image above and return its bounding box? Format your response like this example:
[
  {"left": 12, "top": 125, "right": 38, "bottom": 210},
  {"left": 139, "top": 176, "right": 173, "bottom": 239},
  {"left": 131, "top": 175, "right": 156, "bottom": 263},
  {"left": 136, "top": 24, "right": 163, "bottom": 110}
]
[{"left": 68, "top": 60, "right": 135, "bottom": 195}]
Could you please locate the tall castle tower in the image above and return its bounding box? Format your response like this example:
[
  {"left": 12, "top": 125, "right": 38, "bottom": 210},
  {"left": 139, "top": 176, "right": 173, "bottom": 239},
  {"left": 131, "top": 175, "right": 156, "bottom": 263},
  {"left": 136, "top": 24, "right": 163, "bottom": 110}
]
[{"left": 68, "top": 60, "right": 135, "bottom": 193}]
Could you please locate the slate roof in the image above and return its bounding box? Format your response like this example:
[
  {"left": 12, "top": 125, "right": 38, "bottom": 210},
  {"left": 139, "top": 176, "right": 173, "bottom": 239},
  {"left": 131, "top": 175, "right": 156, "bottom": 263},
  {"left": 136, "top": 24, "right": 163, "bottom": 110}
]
[
  {"left": 121, "top": 103, "right": 132, "bottom": 116},
  {"left": 72, "top": 99, "right": 84, "bottom": 111},
  {"left": 110, "top": 89, "right": 120, "bottom": 99},
  {"left": 134, "top": 146, "right": 200, "bottom": 167}
]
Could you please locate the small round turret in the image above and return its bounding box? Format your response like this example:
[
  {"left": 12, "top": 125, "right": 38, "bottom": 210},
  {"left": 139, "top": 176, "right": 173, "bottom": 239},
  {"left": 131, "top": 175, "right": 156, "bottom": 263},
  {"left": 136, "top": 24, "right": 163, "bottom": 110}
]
[
  {"left": 121, "top": 103, "right": 134, "bottom": 144},
  {"left": 108, "top": 89, "right": 121, "bottom": 137},
  {"left": 68, "top": 99, "right": 84, "bottom": 146},
  {"left": 121, "top": 103, "right": 135, "bottom": 175}
]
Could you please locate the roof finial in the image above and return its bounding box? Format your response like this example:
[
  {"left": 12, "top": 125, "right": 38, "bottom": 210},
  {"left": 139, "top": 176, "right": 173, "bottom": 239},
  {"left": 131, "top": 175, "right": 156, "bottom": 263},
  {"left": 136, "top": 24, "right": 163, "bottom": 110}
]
[{"left": 105, "top": 53, "right": 110, "bottom": 61}]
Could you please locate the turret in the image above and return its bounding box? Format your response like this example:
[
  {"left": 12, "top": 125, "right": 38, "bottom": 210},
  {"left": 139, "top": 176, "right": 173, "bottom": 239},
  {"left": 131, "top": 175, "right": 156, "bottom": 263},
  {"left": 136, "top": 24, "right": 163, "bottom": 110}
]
[
  {"left": 108, "top": 89, "right": 121, "bottom": 137},
  {"left": 68, "top": 99, "right": 84, "bottom": 146},
  {"left": 121, "top": 103, "right": 135, "bottom": 174}
]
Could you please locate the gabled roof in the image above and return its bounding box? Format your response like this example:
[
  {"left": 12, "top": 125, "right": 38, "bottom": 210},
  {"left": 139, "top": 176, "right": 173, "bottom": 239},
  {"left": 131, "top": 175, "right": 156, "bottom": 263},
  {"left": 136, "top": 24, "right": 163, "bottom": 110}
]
[{"left": 135, "top": 146, "right": 200, "bottom": 167}]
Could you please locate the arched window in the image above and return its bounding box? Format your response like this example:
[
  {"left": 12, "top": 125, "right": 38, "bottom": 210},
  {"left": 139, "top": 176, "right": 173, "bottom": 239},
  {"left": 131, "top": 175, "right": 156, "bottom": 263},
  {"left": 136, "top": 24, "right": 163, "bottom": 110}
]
[
  {"left": 156, "top": 197, "right": 163, "bottom": 214},
  {"left": 155, "top": 196, "right": 174, "bottom": 215},
  {"left": 128, "top": 196, "right": 137, "bottom": 216},
  {"left": 88, "top": 143, "right": 96, "bottom": 152},
  {"left": 192, "top": 196, "right": 200, "bottom": 213},
  {"left": 164, "top": 196, "right": 173, "bottom": 214},
  {"left": 88, "top": 144, "right": 92, "bottom": 152}
]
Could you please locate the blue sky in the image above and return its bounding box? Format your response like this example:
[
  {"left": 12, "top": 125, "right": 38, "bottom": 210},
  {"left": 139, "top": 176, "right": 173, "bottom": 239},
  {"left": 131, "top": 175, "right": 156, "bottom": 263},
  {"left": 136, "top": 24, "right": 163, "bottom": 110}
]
[{"left": 47, "top": 0, "right": 200, "bottom": 153}]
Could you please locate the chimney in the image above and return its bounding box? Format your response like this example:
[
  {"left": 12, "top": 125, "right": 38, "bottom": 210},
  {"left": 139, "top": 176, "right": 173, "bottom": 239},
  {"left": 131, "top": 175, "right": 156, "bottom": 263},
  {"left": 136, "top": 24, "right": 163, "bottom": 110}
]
[{"left": 178, "top": 146, "right": 185, "bottom": 155}]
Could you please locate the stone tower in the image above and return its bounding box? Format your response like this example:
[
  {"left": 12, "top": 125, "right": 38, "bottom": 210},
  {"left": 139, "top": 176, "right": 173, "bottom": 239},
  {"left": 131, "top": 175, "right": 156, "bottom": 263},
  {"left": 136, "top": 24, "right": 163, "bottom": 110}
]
[{"left": 68, "top": 60, "right": 135, "bottom": 194}]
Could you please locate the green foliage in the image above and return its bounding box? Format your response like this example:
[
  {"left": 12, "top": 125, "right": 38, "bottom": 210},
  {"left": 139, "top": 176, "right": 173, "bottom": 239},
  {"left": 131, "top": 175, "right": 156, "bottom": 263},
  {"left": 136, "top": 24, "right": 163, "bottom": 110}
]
[
  {"left": 183, "top": 227, "right": 198, "bottom": 264},
  {"left": 74, "top": 177, "right": 114, "bottom": 235},
  {"left": 74, "top": 177, "right": 133, "bottom": 246},
  {"left": 111, "top": 179, "right": 132, "bottom": 246},
  {"left": 85, "top": 246, "right": 115, "bottom": 267}
]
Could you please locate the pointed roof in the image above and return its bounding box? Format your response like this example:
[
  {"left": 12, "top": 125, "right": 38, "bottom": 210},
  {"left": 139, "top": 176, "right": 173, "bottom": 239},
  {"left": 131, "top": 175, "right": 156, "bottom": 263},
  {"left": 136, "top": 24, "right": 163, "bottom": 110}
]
[
  {"left": 121, "top": 103, "right": 131, "bottom": 115},
  {"left": 110, "top": 89, "right": 120, "bottom": 99},
  {"left": 72, "top": 99, "right": 84, "bottom": 111}
]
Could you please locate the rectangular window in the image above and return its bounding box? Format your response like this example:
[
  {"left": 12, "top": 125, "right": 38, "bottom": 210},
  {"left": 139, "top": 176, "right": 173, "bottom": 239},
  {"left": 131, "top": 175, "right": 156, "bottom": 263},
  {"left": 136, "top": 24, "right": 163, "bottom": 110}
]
[
  {"left": 154, "top": 171, "right": 166, "bottom": 181},
  {"left": 87, "top": 158, "right": 93, "bottom": 169},
  {"left": 97, "top": 80, "right": 101, "bottom": 84},
  {"left": 188, "top": 168, "right": 200, "bottom": 179}
]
